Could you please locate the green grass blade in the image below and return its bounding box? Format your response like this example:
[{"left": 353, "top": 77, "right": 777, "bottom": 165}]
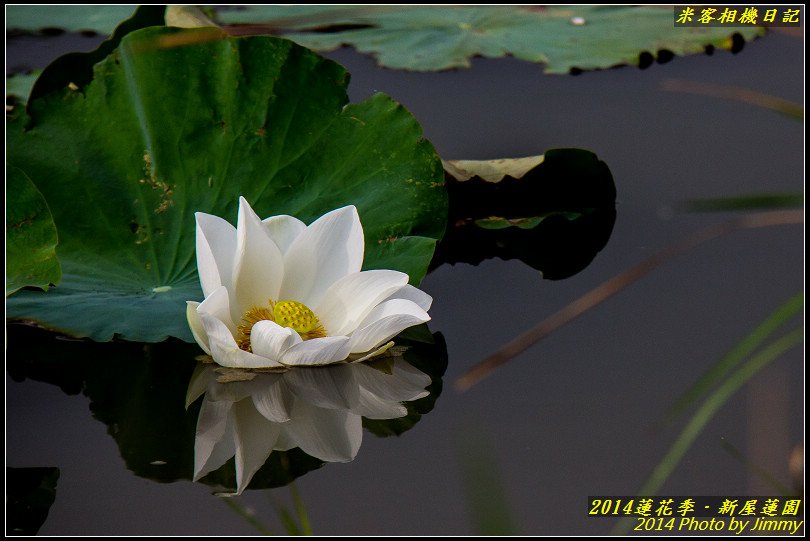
[
  {"left": 613, "top": 326, "right": 803, "bottom": 534},
  {"left": 457, "top": 430, "right": 517, "bottom": 535},
  {"left": 720, "top": 440, "right": 794, "bottom": 497},
  {"left": 222, "top": 497, "right": 275, "bottom": 535},
  {"left": 274, "top": 504, "right": 302, "bottom": 536},
  {"left": 664, "top": 293, "right": 803, "bottom": 422},
  {"left": 290, "top": 482, "right": 313, "bottom": 535},
  {"left": 683, "top": 193, "right": 804, "bottom": 213}
]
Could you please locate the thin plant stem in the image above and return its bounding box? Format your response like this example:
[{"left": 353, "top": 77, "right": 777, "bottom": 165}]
[
  {"left": 457, "top": 429, "right": 517, "bottom": 535},
  {"left": 611, "top": 326, "right": 804, "bottom": 534},
  {"left": 720, "top": 439, "right": 794, "bottom": 497},
  {"left": 455, "top": 210, "right": 803, "bottom": 391},
  {"left": 661, "top": 79, "right": 804, "bottom": 120},
  {"left": 222, "top": 496, "right": 275, "bottom": 536},
  {"left": 664, "top": 291, "right": 803, "bottom": 421},
  {"left": 641, "top": 330, "right": 802, "bottom": 494},
  {"left": 683, "top": 193, "right": 803, "bottom": 212},
  {"left": 290, "top": 482, "right": 313, "bottom": 536},
  {"left": 275, "top": 504, "right": 301, "bottom": 536}
]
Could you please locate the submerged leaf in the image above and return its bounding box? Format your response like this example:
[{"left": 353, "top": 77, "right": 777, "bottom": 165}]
[
  {"left": 215, "top": 5, "right": 764, "bottom": 72},
  {"left": 7, "top": 27, "right": 447, "bottom": 342},
  {"left": 474, "top": 214, "right": 576, "bottom": 230}
]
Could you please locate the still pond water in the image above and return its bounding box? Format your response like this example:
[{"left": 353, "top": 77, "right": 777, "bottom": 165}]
[{"left": 6, "top": 25, "right": 803, "bottom": 535}]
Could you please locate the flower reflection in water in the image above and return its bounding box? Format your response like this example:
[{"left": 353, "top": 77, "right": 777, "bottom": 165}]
[{"left": 186, "top": 354, "right": 431, "bottom": 494}]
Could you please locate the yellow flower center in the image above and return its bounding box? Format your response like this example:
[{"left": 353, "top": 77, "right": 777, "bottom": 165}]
[
  {"left": 273, "top": 300, "right": 320, "bottom": 335},
  {"left": 237, "top": 299, "right": 326, "bottom": 352}
]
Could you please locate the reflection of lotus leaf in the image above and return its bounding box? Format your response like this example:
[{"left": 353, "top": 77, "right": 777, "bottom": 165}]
[
  {"left": 435, "top": 149, "right": 617, "bottom": 279},
  {"left": 186, "top": 357, "right": 431, "bottom": 494},
  {"left": 7, "top": 324, "right": 446, "bottom": 492}
]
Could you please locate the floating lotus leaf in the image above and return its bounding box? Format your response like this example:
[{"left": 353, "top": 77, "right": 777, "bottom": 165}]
[
  {"left": 215, "top": 5, "right": 765, "bottom": 72},
  {"left": 7, "top": 27, "right": 447, "bottom": 342}
]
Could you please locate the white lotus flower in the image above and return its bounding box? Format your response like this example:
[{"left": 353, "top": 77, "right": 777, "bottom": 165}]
[
  {"left": 186, "top": 358, "right": 432, "bottom": 494},
  {"left": 186, "top": 197, "right": 432, "bottom": 368}
]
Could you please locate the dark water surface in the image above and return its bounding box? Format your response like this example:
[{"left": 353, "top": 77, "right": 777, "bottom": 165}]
[{"left": 6, "top": 27, "right": 803, "bottom": 535}]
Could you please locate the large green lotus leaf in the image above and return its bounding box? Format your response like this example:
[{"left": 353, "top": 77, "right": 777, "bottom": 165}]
[
  {"left": 215, "top": 5, "right": 765, "bottom": 72},
  {"left": 6, "top": 166, "right": 61, "bottom": 296},
  {"left": 6, "top": 5, "right": 137, "bottom": 34},
  {"left": 28, "top": 6, "right": 167, "bottom": 102},
  {"left": 6, "top": 27, "right": 447, "bottom": 342}
]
